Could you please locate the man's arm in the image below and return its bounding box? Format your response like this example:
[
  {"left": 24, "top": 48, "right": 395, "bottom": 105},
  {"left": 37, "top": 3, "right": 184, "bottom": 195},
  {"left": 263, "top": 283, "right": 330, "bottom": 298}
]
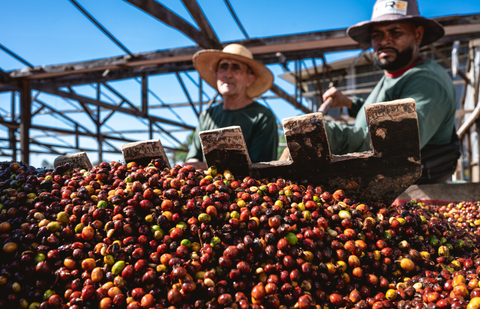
[
  {"left": 324, "top": 122, "right": 370, "bottom": 154},
  {"left": 397, "top": 76, "right": 454, "bottom": 148}
]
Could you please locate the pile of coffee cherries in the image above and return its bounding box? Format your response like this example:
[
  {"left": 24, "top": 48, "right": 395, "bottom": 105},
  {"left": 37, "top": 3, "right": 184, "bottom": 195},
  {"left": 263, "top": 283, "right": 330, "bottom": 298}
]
[{"left": 1, "top": 160, "right": 480, "bottom": 309}]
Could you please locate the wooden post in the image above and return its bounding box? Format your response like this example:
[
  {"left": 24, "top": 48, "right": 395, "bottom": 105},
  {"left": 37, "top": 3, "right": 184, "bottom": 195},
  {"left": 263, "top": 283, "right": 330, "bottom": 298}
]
[{"left": 20, "top": 79, "right": 31, "bottom": 164}]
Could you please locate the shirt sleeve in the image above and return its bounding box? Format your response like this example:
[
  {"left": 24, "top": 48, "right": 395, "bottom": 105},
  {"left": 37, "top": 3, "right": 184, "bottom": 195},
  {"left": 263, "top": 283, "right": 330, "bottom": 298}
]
[
  {"left": 324, "top": 121, "right": 370, "bottom": 155},
  {"left": 348, "top": 97, "right": 365, "bottom": 118},
  {"left": 185, "top": 115, "right": 205, "bottom": 162},
  {"left": 248, "top": 111, "right": 279, "bottom": 162},
  {"left": 393, "top": 75, "right": 452, "bottom": 149}
]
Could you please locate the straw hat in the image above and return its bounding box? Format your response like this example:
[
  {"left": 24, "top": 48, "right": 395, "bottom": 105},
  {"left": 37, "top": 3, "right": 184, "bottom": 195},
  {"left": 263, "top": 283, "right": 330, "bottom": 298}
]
[
  {"left": 193, "top": 44, "right": 274, "bottom": 98},
  {"left": 347, "top": 0, "right": 444, "bottom": 48}
]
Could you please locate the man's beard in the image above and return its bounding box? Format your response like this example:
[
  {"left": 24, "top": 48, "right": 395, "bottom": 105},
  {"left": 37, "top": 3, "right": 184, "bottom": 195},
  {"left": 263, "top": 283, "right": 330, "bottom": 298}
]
[{"left": 373, "top": 47, "right": 414, "bottom": 71}]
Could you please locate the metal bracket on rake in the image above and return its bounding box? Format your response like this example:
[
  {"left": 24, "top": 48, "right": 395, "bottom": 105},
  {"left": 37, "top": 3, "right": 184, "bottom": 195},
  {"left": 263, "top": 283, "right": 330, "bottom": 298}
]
[
  {"left": 54, "top": 152, "right": 92, "bottom": 170},
  {"left": 200, "top": 99, "right": 422, "bottom": 204},
  {"left": 121, "top": 139, "right": 171, "bottom": 169}
]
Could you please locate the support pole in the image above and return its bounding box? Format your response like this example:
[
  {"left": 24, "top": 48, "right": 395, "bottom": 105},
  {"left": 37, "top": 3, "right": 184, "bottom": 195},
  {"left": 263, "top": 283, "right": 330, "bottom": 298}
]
[
  {"left": 9, "top": 128, "right": 17, "bottom": 161},
  {"left": 149, "top": 120, "right": 153, "bottom": 139},
  {"left": 312, "top": 58, "right": 324, "bottom": 107},
  {"left": 20, "top": 79, "right": 31, "bottom": 164},
  {"left": 11, "top": 90, "right": 16, "bottom": 121},
  {"left": 142, "top": 74, "right": 148, "bottom": 115},
  {"left": 75, "top": 124, "right": 80, "bottom": 149},
  {"left": 467, "top": 131, "right": 473, "bottom": 181},
  {"left": 10, "top": 90, "right": 17, "bottom": 161},
  {"left": 97, "top": 84, "right": 103, "bottom": 163}
]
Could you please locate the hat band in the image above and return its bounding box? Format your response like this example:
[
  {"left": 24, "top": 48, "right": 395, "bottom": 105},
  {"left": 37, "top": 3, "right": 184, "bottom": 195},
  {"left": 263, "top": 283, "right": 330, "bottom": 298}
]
[{"left": 372, "top": 0, "right": 408, "bottom": 19}]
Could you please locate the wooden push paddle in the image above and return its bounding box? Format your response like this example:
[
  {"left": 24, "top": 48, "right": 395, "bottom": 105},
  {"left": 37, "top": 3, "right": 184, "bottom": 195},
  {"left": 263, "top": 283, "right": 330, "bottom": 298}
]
[{"left": 199, "top": 98, "right": 421, "bottom": 204}]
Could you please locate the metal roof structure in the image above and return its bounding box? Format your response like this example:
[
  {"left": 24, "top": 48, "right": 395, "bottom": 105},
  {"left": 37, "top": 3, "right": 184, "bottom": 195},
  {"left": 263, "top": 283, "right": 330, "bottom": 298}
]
[{"left": 1, "top": 0, "right": 480, "bottom": 166}]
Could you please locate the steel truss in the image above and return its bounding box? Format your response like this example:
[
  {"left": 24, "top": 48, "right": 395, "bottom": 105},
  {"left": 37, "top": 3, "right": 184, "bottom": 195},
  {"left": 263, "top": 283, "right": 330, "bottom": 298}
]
[{"left": 0, "top": 0, "right": 479, "bottom": 165}]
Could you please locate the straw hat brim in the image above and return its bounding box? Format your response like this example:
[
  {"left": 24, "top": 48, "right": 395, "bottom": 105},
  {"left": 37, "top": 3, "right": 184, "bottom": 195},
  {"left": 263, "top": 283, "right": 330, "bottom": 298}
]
[
  {"left": 347, "top": 16, "right": 445, "bottom": 48},
  {"left": 193, "top": 50, "right": 274, "bottom": 98}
]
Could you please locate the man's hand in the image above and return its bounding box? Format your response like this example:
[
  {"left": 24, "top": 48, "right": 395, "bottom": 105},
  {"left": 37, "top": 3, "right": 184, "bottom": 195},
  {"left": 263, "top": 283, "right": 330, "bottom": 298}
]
[
  {"left": 279, "top": 148, "right": 290, "bottom": 161},
  {"left": 320, "top": 87, "right": 353, "bottom": 110},
  {"left": 182, "top": 158, "right": 208, "bottom": 171}
]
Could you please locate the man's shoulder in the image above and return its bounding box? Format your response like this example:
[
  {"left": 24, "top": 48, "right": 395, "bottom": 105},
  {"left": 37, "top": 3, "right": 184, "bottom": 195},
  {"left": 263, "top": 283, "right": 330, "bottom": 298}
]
[
  {"left": 248, "top": 101, "right": 275, "bottom": 116},
  {"left": 391, "top": 58, "right": 454, "bottom": 93},
  {"left": 406, "top": 58, "right": 452, "bottom": 81},
  {"left": 200, "top": 102, "right": 224, "bottom": 116}
]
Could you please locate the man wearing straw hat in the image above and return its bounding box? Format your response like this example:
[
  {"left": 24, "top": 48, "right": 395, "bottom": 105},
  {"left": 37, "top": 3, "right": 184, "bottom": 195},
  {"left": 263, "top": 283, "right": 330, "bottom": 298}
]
[
  {"left": 184, "top": 44, "right": 278, "bottom": 170},
  {"left": 319, "top": 0, "right": 459, "bottom": 183}
]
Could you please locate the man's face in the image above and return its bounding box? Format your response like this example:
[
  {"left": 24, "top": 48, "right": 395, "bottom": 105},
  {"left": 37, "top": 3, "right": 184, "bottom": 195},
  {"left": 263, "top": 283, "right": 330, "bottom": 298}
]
[
  {"left": 371, "top": 21, "right": 424, "bottom": 71},
  {"left": 216, "top": 58, "right": 255, "bottom": 97}
]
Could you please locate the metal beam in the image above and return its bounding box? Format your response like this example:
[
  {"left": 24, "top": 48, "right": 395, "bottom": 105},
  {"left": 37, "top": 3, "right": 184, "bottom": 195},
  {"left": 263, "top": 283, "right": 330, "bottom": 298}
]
[
  {"left": 20, "top": 80, "right": 31, "bottom": 163},
  {"left": 70, "top": 0, "right": 134, "bottom": 57},
  {"left": 0, "top": 118, "right": 134, "bottom": 144},
  {"left": 142, "top": 74, "right": 148, "bottom": 115},
  {"left": 101, "top": 83, "right": 141, "bottom": 112},
  {"left": 176, "top": 72, "right": 199, "bottom": 118},
  {"left": 26, "top": 51, "right": 330, "bottom": 88},
  {"left": 126, "top": 0, "right": 219, "bottom": 48},
  {"left": 7, "top": 13, "right": 480, "bottom": 85},
  {"left": 28, "top": 139, "right": 122, "bottom": 154},
  {"left": 34, "top": 87, "right": 195, "bottom": 130},
  {"left": 181, "top": 0, "right": 221, "bottom": 48},
  {"left": 0, "top": 68, "right": 12, "bottom": 83},
  {"left": 0, "top": 118, "right": 185, "bottom": 153},
  {"left": 9, "top": 128, "right": 17, "bottom": 161},
  {"left": 134, "top": 77, "right": 187, "bottom": 125},
  {"left": 153, "top": 122, "right": 187, "bottom": 150},
  {"left": 224, "top": 0, "right": 250, "bottom": 40},
  {"left": 0, "top": 85, "right": 18, "bottom": 93},
  {"left": 429, "top": 44, "right": 472, "bottom": 86},
  {"left": 0, "top": 44, "right": 34, "bottom": 68},
  {"left": 270, "top": 84, "right": 312, "bottom": 114},
  {"left": 100, "top": 80, "right": 187, "bottom": 150},
  {"left": 34, "top": 98, "right": 95, "bottom": 135},
  {"left": 31, "top": 105, "right": 45, "bottom": 118}
]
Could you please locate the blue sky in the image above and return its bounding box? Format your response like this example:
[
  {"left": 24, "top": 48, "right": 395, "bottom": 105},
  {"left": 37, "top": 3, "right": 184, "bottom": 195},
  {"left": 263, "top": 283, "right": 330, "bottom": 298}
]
[{"left": 1, "top": 0, "right": 480, "bottom": 167}]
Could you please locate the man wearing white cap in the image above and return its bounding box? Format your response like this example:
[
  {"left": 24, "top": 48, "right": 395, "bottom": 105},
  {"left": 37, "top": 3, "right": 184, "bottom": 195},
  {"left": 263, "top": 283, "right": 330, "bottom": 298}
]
[
  {"left": 184, "top": 44, "right": 278, "bottom": 170},
  {"left": 320, "top": 0, "right": 459, "bottom": 183}
]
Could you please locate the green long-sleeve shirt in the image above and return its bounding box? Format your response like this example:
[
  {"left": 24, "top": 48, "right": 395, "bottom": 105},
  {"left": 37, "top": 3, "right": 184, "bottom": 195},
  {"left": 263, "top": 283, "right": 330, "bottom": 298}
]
[
  {"left": 186, "top": 101, "right": 278, "bottom": 163},
  {"left": 325, "top": 58, "right": 457, "bottom": 155}
]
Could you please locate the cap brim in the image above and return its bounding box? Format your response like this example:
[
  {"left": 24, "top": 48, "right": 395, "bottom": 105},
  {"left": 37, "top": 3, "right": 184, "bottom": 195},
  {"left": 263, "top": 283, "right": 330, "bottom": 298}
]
[
  {"left": 193, "top": 50, "right": 274, "bottom": 98},
  {"left": 347, "top": 16, "right": 445, "bottom": 48}
]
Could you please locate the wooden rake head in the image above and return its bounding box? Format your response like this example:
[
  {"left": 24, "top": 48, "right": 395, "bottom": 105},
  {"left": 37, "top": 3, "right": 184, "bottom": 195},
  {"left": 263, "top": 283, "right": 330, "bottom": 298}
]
[
  {"left": 121, "top": 139, "right": 171, "bottom": 169},
  {"left": 200, "top": 99, "right": 422, "bottom": 204},
  {"left": 54, "top": 152, "right": 92, "bottom": 170}
]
